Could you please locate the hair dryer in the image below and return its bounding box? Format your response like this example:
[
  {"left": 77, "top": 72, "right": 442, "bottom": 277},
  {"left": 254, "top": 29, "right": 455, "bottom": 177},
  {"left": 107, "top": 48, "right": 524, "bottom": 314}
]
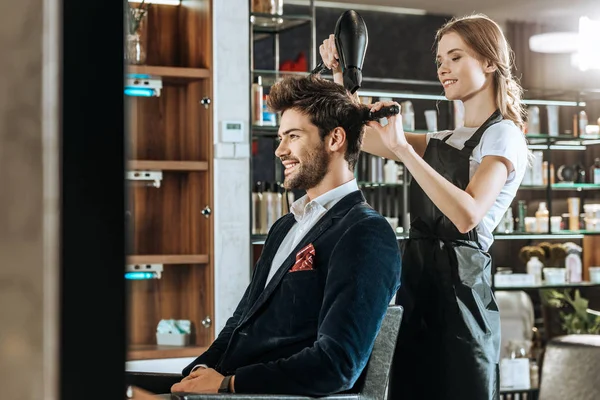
[{"left": 311, "top": 10, "right": 368, "bottom": 94}]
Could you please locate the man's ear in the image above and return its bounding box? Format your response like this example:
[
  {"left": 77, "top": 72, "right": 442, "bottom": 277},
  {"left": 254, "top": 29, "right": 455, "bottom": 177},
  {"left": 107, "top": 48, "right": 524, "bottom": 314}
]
[{"left": 327, "top": 127, "right": 347, "bottom": 152}]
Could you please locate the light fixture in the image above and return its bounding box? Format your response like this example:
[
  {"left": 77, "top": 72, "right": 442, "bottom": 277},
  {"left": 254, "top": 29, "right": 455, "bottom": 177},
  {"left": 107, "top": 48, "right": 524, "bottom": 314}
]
[
  {"left": 529, "top": 32, "right": 579, "bottom": 54},
  {"left": 529, "top": 17, "right": 600, "bottom": 71},
  {"left": 125, "top": 75, "right": 162, "bottom": 97},
  {"left": 125, "top": 264, "right": 163, "bottom": 280},
  {"left": 577, "top": 16, "right": 600, "bottom": 71}
]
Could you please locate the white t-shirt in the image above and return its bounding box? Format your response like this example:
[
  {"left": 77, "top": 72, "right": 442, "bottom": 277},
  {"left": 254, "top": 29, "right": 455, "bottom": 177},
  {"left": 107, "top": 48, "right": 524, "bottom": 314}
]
[{"left": 426, "top": 119, "right": 529, "bottom": 251}]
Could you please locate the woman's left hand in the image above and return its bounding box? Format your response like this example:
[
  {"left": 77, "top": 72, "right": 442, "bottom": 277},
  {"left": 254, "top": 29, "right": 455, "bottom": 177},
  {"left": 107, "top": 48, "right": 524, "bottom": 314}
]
[{"left": 366, "top": 101, "right": 409, "bottom": 156}]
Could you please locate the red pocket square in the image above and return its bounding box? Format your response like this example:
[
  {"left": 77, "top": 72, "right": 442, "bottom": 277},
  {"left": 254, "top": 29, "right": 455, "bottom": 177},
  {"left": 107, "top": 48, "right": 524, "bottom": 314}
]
[{"left": 289, "top": 243, "right": 315, "bottom": 272}]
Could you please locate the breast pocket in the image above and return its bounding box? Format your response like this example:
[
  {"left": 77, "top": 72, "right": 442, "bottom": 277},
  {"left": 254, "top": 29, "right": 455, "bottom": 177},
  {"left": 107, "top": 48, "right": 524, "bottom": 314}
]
[{"left": 274, "top": 270, "right": 323, "bottom": 333}]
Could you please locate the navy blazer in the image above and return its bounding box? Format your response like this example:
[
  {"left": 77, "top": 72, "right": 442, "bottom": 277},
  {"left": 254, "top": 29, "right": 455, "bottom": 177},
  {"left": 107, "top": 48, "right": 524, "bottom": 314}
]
[{"left": 182, "top": 190, "right": 402, "bottom": 396}]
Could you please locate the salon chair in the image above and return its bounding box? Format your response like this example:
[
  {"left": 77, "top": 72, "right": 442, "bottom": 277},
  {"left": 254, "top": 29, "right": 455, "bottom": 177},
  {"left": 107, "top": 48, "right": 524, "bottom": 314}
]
[
  {"left": 126, "top": 305, "right": 403, "bottom": 400},
  {"left": 538, "top": 334, "right": 600, "bottom": 400}
]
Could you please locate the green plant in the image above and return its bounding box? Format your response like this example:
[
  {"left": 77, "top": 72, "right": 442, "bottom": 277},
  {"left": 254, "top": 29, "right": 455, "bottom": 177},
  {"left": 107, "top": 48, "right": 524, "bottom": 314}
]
[
  {"left": 541, "top": 289, "right": 600, "bottom": 334},
  {"left": 127, "top": 0, "right": 151, "bottom": 35}
]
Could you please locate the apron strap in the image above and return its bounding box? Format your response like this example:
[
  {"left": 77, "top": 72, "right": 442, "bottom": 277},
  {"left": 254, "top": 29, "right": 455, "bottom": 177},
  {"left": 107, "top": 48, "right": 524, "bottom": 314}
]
[{"left": 461, "top": 109, "right": 503, "bottom": 156}]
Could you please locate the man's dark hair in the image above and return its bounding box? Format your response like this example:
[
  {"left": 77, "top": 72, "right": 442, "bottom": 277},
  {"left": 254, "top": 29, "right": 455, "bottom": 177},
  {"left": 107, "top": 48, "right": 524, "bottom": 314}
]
[{"left": 267, "top": 75, "right": 368, "bottom": 171}]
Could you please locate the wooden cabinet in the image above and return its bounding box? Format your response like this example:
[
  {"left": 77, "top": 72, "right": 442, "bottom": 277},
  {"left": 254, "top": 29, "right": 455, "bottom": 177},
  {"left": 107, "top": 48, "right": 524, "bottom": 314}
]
[{"left": 125, "top": 0, "right": 213, "bottom": 360}]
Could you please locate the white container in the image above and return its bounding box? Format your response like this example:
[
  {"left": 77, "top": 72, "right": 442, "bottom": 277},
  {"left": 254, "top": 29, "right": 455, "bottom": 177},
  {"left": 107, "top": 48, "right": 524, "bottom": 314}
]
[
  {"left": 565, "top": 253, "right": 582, "bottom": 283},
  {"left": 424, "top": 110, "right": 438, "bottom": 132},
  {"left": 544, "top": 268, "right": 566, "bottom": 285},
  {"left": 524, "top": 217, "right": 537, "bottom": 233},
  {"left": 589, "top": 266, "right": 600, "bottom": 283},
  {"left": 401, "top": 101, "right": 415, "bottom": 131},
  {"left": 527, "top": 106, "right": 540, "bottom": 134},
  {"left": 156, "top": 333, "right": 190, "bottom": 346},
  {"left": 547, "top": 105, "right": 559, "bottom": 136},
  {"left": 384, "top": 159, "right": 399, "bottom": 183},
  {"left": 527, "top": 256, "right": 543, "bottom": 285},
  {"left": 551, "top": 216, "right": 562, "bottom": 232}
]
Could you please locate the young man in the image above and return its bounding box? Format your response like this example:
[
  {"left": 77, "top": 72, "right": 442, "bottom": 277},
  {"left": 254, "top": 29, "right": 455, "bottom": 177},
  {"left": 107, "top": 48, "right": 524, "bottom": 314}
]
[{"left": 171, "top": 76, "right": 401, "bottom": 396}]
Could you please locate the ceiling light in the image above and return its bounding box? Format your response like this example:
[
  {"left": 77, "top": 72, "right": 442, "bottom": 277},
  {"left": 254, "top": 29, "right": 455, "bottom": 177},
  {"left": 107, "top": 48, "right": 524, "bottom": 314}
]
[{"left": 529, "top": 32, "right": 579, "bottom": 53}]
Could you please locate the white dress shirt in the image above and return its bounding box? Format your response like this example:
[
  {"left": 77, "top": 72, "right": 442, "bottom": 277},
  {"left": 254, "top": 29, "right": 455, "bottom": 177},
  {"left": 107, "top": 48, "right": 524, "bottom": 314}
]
[{"left": 264, "top": 179, "right": 360, "bottom": 287}]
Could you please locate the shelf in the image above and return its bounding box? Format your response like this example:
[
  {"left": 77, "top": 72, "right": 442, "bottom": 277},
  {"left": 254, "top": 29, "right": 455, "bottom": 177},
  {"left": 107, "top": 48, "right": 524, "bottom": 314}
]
[
  {"left": 128, "top": 160, "right": 208, "bottom": 171},
  {"left": 127, "top": 344, "right": 208, "bottom": 361},
  {"left": 251, "top": 125, "right": 279, "bottom": 137},
  {"left": 253, "top": 233, "right": 409, "bottom": 245},
  {"left": 495, "top": 281, "right": 600, "bottom": 291},
  {"left": 494, "top": 233, "right": 586, "bottom": 240},
  {"left": 251, "top": 13, "right": 312, "bottom": 34},
  {"left": 250, "top": 124, "right": 429, "bottom": 138},
  {"left": 252, "top": 235, "right": 267, "bottom": 245},
  {"left": 358, "top": 181, "right": 406, "bottom": 187},
  {"left": 127, "top": 255, "right": 209, "bottom": 265},
  {"left": 126, "top": 65, "right": 210, "bottom": 83},
  {"left": 520, "top": 183, "right": 600, "bottom": 191}
]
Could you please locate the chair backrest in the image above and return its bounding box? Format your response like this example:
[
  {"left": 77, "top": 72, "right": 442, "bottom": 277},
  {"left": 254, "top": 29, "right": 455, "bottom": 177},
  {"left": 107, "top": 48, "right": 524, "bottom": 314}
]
[
  {"left": 539, "top": 334, "right": 600, "bottom": 400},
  {"left": 356, "top": 305, "right": 404, "bottom": 400}
]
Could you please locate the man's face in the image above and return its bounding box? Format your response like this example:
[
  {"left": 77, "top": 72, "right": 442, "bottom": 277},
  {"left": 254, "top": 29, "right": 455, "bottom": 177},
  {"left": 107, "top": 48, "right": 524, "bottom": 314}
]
[{"left": 275, "top": 109, "right": 331, "bottom": 191}]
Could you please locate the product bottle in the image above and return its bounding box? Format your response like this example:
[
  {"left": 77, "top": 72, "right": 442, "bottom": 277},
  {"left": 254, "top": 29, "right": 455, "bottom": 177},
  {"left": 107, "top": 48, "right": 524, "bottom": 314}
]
[
  {"left": 527, "top": 256, "right": 543, "bottom": 285},
  {"left": 590, "top": 158, "right": 600, "bottom": 184},
  {"left": 252, "top": 181, "right": 264, "bottom": 235},
  {"left": 272, "top": 182, "right": 282, "bottom": 222},
  {"left": 506, "top": 207, "right": 514, "bottom": 233},
  {"left": 384, "top": 159, "right": 398, "bottom": 183},
  {"left": 400, "top": 101, "right": 415, "bottom": 131},
  {"left": 252, "top": 76, "right": 263, "bottom": 126},
  {"left": 535, "top": 202, "right": 549, "bottom": 233},
  {"left": 262, "top": 182, "right": 276, "bottom": 233},
  {"left": 527, "top": 106, "right": 540, "bottom": 134},
  {"left": 517, "top": 200, "right": 528, "bottom": 232},
  {"left": 579, "top": 110, "right": 588, "bottom": 136}
]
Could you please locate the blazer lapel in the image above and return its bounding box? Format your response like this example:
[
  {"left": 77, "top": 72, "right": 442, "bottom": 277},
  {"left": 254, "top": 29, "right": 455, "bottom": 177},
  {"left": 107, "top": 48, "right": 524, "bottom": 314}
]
[
  {"left": 249, "top": 213, "right": 296, "bottom": 299},
  {"left": 239, "top": 190, "right": 366, "bottom": 327}
]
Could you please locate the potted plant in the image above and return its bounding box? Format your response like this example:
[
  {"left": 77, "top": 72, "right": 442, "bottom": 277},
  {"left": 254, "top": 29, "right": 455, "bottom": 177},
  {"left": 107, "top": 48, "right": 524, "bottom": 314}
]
[{"left": 541, "top": 288, "right": 600, "bottom": 335}]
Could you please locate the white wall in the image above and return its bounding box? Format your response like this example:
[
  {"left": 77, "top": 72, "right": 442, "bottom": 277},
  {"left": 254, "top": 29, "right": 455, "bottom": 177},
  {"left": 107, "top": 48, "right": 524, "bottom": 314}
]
[
  {"left": 212, "top": 0, "right": 252, "bottom": 334},
  {"left": 0, "top": 0, "right": 60, "bottom": 398}
]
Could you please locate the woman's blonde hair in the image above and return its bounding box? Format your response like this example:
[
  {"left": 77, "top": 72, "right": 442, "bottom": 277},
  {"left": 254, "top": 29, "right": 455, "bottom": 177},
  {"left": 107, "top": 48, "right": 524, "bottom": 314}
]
[{"left": 436, "top": 14, "right": 525, "bottom": 131}]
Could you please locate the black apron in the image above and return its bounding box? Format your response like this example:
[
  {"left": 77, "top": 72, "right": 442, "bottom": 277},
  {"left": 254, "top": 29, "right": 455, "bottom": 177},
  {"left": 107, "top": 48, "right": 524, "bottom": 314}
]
[{"left": 389, "top": 110, "right": 503, "bottom": 400}]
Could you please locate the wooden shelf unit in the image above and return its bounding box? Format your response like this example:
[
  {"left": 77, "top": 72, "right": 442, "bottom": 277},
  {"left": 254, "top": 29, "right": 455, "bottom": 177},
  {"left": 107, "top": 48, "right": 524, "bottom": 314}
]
[
  {"left": 129, "top": 160, "right": 209, "bottom": 171},
  {"left": 128, "top": 345, "right": 209, "bottom": 361},
  {"left": 126, "top": 0, "right": 214, "bottom": 361}
]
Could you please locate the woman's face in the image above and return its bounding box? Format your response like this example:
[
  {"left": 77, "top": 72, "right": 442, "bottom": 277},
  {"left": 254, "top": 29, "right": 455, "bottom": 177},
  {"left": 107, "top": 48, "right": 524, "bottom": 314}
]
[{"left": 436, "top": 32, "right": 493, "bottom": 102}]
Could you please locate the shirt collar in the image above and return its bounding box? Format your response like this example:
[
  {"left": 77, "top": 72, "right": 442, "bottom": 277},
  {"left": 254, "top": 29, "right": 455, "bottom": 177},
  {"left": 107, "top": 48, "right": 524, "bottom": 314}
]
[{"left": 290, "top": 179, "right": 359, "bottom": 222}]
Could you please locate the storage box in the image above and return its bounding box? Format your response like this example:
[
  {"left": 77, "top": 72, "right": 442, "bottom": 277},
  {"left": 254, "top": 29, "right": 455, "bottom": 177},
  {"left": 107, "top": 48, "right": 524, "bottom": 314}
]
[{"left": 156, "top": 333, "right": 190, "bottom": 347}]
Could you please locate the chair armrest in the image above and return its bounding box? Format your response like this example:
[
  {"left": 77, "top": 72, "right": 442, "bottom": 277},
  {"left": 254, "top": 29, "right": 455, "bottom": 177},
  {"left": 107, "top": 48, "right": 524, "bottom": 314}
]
[
  {"left": 172, "top": 394, "right": 360, "bottom": 400},
  {"left": 126, "top": 371, "right": 183, "bottom": 395}
]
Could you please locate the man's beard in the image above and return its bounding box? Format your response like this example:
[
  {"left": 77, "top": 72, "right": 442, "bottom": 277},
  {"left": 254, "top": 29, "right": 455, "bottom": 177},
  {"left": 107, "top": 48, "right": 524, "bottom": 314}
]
[{"left": 283, "top": 144, "right": 330, "bottom": 191}]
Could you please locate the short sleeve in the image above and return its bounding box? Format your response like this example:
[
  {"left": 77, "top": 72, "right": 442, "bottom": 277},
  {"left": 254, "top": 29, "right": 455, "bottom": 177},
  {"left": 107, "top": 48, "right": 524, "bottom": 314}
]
[
  {"left": 477, "top": 121, "right": 528, "bottom": 183},
  {"left": 425, "top": 130, "right": 452, "bottom": 145}
]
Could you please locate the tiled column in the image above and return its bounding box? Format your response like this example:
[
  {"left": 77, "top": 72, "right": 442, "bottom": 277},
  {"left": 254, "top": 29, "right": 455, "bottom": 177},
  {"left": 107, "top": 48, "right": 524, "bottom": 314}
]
[
  {"left": 212, "top": 0, "right": 251, "bottom": 333},
  {"left": 0, "top": 0, "right": 60, "bottom": 399}
]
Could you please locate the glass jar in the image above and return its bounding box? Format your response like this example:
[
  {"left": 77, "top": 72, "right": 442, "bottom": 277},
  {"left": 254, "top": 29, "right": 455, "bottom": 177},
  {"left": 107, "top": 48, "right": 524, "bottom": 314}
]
[
  {"left": 125, "top": 33, "right": 146, "bottom": 65},
  {"left": 252, "top": 0, "right": 283, "bottom": 14}
]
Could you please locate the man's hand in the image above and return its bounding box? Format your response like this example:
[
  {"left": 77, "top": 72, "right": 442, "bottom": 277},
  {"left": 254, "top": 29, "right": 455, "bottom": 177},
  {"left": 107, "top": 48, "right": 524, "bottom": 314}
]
[{"left": 171, "top": 368, "right": 224, "bottom": 394}]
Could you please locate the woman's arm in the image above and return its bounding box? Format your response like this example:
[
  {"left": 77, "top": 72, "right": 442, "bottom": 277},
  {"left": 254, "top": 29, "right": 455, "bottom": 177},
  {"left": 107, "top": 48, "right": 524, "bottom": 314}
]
[
  {"left": 397, "top": 144, "right": 511, "bottom": 233},
  {"left": 362, "top": 126, "right": 428, "bottom": 160}
]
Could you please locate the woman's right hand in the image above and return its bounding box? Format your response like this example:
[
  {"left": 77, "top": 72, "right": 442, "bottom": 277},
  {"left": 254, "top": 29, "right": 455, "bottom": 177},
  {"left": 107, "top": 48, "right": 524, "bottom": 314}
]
[{"left": 319, "top": 34, "right": 342, "bottom": 75}]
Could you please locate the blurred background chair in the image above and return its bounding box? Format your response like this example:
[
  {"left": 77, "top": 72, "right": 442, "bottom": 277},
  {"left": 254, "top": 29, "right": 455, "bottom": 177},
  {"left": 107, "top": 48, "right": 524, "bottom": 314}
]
[{"left": 538, "top": 334, "right": 600, "bottom": 400}]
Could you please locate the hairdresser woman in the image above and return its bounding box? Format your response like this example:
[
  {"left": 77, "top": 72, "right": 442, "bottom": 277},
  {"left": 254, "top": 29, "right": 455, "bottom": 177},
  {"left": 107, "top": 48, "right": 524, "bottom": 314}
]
[{"left": 320, "top": 14, "right": 530, "bottom": 399}]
